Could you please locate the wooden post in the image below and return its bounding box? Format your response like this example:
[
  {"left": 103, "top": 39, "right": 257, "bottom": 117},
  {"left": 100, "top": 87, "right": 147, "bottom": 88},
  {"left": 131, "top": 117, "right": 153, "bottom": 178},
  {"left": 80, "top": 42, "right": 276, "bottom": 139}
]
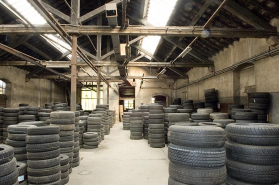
[{"left": 97, "top": 67, "right": 101, "bottom": 105}]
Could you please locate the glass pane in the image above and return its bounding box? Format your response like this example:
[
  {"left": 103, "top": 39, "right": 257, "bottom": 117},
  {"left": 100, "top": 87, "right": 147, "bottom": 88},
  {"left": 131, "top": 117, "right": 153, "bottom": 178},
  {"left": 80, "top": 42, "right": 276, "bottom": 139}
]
[
  {"left": 3, "top": 82, "right": 6, "bottom": 89},
  {"left": 92, "top": 91, "right": 97, "bottom": 98}
]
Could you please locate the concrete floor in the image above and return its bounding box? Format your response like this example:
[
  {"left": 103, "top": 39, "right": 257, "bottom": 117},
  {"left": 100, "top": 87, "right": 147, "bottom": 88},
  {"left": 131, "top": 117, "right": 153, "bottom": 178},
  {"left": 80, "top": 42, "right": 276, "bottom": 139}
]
[{"left": 68, "top": 122, "right": 169, "bottom": 185}]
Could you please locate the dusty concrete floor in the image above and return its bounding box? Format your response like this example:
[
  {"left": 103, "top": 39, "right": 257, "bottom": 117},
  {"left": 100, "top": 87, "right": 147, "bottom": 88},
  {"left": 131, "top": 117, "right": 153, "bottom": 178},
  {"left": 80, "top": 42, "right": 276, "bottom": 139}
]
[{"left": 68, "top": 122, "right": 169, "bottom": 185}]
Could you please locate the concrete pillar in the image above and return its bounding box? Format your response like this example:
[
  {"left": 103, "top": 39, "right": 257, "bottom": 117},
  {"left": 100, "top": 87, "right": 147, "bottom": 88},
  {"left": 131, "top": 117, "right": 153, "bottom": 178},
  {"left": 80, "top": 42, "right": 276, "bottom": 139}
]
[{"left": 233, "top": 70, "right": 241, "bottom": 104}]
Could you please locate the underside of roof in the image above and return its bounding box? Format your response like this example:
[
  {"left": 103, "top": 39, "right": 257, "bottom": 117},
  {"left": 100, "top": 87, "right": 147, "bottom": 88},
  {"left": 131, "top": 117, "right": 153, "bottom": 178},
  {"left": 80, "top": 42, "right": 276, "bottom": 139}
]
[{"left": 0, "top": 0, "right": 278, "bottom": 78}]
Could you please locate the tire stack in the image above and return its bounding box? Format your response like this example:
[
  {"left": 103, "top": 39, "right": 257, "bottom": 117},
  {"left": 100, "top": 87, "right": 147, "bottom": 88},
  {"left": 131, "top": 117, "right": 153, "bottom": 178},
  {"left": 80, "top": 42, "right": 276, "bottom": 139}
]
[
  {"left": 38, "top": 112, "right": 51, "bottom": 125},
  {"left": 0, "top": 107, "right": 3, "bottom": 143},
  {"left": 210, "top": 113, "right": 229, "bottom": 121},
  {"left": 172, "top": 98, "right": 181, "bottom": 105},
  {"left": 230, "top": 108, "right": 249, "bottom": 120},
  {"left": 83, "top": 132, "right": 99, "bottom": 149},
  {"left": 19, "top": 121, "right": 45, "bottom": 127},
  {"left": 3, "top": 108, "right": 19, "bottom": 143},
  {"left": 235, "top": 112, "right": 258, "bottom": 123},
  {"left": 26, "top": 126, "right": 61, "bottom": 185},
  {"left": 72, "top": 111, "right": 80, "bottom": 168},
  {"left": 0, "top": 145, "right": 19, "bottom": 185},
  {"left": 213, "top": 119, "right": 235, "bottom": 129},
  {"left": 168, "top": 113, "right": 190, "bottom": 127},
  {"left": 183, "top": 100, "right": 194, "bottom": 110},
  {"left": 204, "top": 88, "right": 219, "bottom": 112},
  {"left": 143, "top": 113, "right": 149, "bottom": 139},
  {"left": 45, "top": 103, "right": 53, "bottom": 109},
  {"left": 50, "top": 111, "right": 75, "bottom": 173},
  {"left": 87, "top": 114, "right": 103, "bottom": 142},
  {"left": 6, "top": 125, "right": 36, "bottom": 162},
  {"left": 194, "top": 102, "right": 205, "bottom": 112},
  {"left": 123, "top": 112, "right": 131, "bottom": 130},
  {"left": 191, "top": 113, "right": 210, "bottom": 123},
  {"left": 163, "top": 108, "right": 177, "bottom": 143},
  {"left": 79, "top": 116, "right": 87, "bottom": 147},
  {"left": 53, "top": 103, "right": 67, "bottom": 111},
  {"left": 130, "top": 110, "right": 143, "bottom": 140},
  {"left": 96, "top": 105, "right": 110, "bottom": 135},
  {"left": 148, "top": 105, "right": 164, "bottom": 148},
  {"left": 17, "top": 162, "right": 27, "bottom": 185},
  {"left": 226, "top": 123, "right": 279, "bottom": 185},
  {"left": 228, "top": 105, "right": 244, "bottom": 118},
  {"left": 249, "top": 92, "right": 270, "bottom": 123},
  {"left": 25, "top": 107, "right": 40, "bottom": 121},
  {"left": 108, "top": 110, "right": 115, "bottom": 128},
  {"left": 19, "top": 115, "right": 35, "bottom": 123},
  {"left": 168, "top": 125, "right": 226, "bottom": 185},
  {"left": 60, "top": 154, "right": 70, "bottom": 185},
  {"left": 92, "top": 111, "right": 105, "bottom": 140}
]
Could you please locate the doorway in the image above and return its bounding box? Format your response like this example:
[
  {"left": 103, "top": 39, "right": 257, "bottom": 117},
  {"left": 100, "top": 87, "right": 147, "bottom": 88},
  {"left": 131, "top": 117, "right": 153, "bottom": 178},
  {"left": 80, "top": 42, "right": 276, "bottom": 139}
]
[{"left": 152, "top": 95, "right": 167, "bottom": 107}]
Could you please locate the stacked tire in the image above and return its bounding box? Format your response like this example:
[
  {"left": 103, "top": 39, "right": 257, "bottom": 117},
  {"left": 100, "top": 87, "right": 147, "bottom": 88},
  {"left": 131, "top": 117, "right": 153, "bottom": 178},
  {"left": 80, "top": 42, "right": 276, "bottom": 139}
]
[
  {"left": 0, "top": 107, "right": 3, "bottom": 143},
  {"left": 50, "top": 111, "right": 75, "bottom": 173},
  {"left": 93, "top": 110, "right": 108, "bottom": 137},
  {"left": 17, "top": 162, "right": 27, "bottom": 184},
  {"left": 172, "top": 98, "right": 181, "bottom": 105},
  {"left": 38, "top": 112, "right": 51, "bottom": 124},
  {"left": 204, "top": 88, "right": 219, "bottom": 112},
  {"left": 123, "top": 112, "right": 132, "bottom": 130},
  {"left": 228, "top": 105, "right": 244, "bottom": 118},
  {"left": 226, "top": 123, "right": 279, "bottom": 184},
  {"left": 213, "top": 119, "right": 235, "bottom": 129},
  {"left": 95, "top": 105, "right": 110, "bottom": 135},
  {"left": 249, "top": 92, "right": 270, "bottom": 123},
  {"left": 6, "top": 125, "right": 36, "bottom": 162},
  {"left": 168, "top": 113, "right": 190, "bottom": 127},
  {"left": 194, "top": 102, "right": 205, "bottom": 112},
  {"left": 3, "top": 108, "right": 19, "bottom": 143},
  {"left": 143, "top": 112, "right": 149, "bottom": 140},
  {"left": 79, "top": 116, "right": 87, "bottom": 147},
  {"left": 0, "top": 145, "right": 19, "bottom": 185},
  {"left": 168, "top": 125, "right": 226, "bottom": 185},
  {"left": 230, "top": 108, "right": 249, "bottom": 120},
  {"left": 25, "top": 107, "right": 40, "bottom": 121},
  {"left": 191, "top": 113, "right": 210, "bottom": 123},
  {"left": 235, "top": 112, "right": 258, "bottom": 123},
  {"left": 53, "top": 103, "right": 67, "bottom": 111},
  {"left": 163, "top": 108, "right": 177, "bottom": 144},
  {"left": 87, "top": 114, "right": 103, "bottom": 142},
  {"left": 26, "top": 126, "right": 61, "bottom": 185},
  {"left": 183, "top": 100, "right": 194, "bottom": 110},
  {"left": 60, "top": 154, "right": 70, "bottom": 185},
  {"left": 83, "top": 132, "right": 99, "bottom": 149},
  {"left": 148, "top": 105, "right": 164, "bottom": 148},
  {"left": 72, "top": 111, "right": 80, "bottom": 168},
  {"left": 130, "top": 110, "right": 143, "bottom": 140},
  {"left": 18, "top": 115, "right": 35, "bottom": 123},
  {"left": 45, "top": 103, "right": 53, "bottom": 109}
]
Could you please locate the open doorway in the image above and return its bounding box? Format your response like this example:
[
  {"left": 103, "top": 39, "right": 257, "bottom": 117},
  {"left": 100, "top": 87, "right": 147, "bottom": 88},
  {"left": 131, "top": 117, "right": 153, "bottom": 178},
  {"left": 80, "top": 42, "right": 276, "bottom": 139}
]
[{"left": 152, "top": 95, "right": 167, "bottom": 107}]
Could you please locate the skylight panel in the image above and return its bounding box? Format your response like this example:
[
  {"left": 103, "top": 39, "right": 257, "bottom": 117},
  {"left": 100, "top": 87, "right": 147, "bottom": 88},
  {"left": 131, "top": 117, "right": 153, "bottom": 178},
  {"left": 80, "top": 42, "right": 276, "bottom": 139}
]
[
  {"left": 141, "top": 0, "right": 178, "bottom": 58},
  {"left": 6, "top": 0, "right": 47, "bottom": 25}
]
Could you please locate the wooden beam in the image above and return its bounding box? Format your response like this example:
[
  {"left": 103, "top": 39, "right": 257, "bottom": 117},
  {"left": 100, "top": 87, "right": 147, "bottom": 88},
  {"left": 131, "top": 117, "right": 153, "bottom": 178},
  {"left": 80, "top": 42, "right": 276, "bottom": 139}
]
[
  {"left": 1, "top": 25, "right": 278, "bottom": 37},
  {"left": 223, "top": 0, "right": 275, "bottom": 30},
  {"left": 0, "top": 61, "right": 214, "bottom": 68},
  {"left": 42, "top": 2, "right": 71, "bottom": 23},
  {"left": 163, "top": 37, "right": 214, "bottom": 64},
  {"left": 0, "top": 35, "right": 31, "bottom": 57},
  {"left": 54, "top": 51, "right": 71, "bottom": 60},
  {"left": 79, "top": 0, "right": 122, "bottom": 23},
  {"left": 23, "top": 42, "right": 52, "bottom": 60},
  {"left": 132, "top": 45, "right": 162, "bottom": 62},
  {"left": 190, "top": 0, "right": 214, "bottom": 26}
]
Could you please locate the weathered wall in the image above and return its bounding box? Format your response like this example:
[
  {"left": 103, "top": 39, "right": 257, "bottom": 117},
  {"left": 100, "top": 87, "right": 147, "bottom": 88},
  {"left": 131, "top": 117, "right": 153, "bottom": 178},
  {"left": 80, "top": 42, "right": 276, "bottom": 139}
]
[
  {"left": 0, "top": 66, "right": 66, "bottom": 108},
  {"left": 176, "top": 38, "right": 279, "bottom": 105}
]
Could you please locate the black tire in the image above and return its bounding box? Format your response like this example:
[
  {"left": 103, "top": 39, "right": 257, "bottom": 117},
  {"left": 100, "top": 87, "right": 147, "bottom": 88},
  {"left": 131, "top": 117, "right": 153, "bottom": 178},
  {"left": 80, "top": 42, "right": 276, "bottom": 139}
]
[
  {"left": 18, "top": 121, "right": 44, "bottom": 126},
  {"left": 0, "top": 157, "right": 16, "bottom": 177},
  {"left": 13, "top": 147, "right": 26, "bottom": 154},
  {"left": 26, "top": 135, "right": 59, "bottom": 144},
  {"left": 14, "top": 153, "right": 27, "bottom": 161},
  {"left": 83, "top": 138, "right": 99, "bottom": 142},
  {"left": 60, "top": 141, "right": 74, "bottom": 148},
  {"left": 148, "top": 133, "right": 164, "bottom": 139},
  {"left": 50, "top": 112, "right": 75, "bottom": 118},
  {"left": 150, "top": 143, "right": 165, "bottom": 148},
  {"left": 61, "top": 164, "right": 70, "bottom": 173},
  {"left": 0, "top": 145, "right": 13, "bottom": 165},
  {"left": 163, "top": 108, "right": 177, "bottom": 113},
  {"left": 226, "top": 123, "right": 279, "bottom": 146},
  {"left": 168, "top": 144, "right": 225, "bottom": 167},
  {"left": 83, "top": 145, "right": 98, "bottom": 149},
  {"left": 198, "top": 122, "right": 222, "bottom": 127},
  {"left": 226, "top": 141, "right": 279, "bottom": 165},
  {"left": 61, "top": 170, "right": 69, "bottom": 179},
  {"left": 149, "top": 119, "right": 164, "bottom": 124},
  {"left": 60, "top": 154, "right": 70, "bottom": 166},
  {"left": 168, "top": 177, "right": 188, "bottom": 185},
  {"left": 149, "top": 114, "right": 164, "bottom": 119},
  {"left": 61, "top": 176, "right": 69, "bottom": 185},
  {"left": 169, "top": 162, "right": 226, "bottom": 185},
  {"left": 16, "top": 162, "right": 27, "bottom": 176},
  {"left": 60, "top": 131, "right": 74, "bottom": 137},
  {"left": 28, "top": 172, "right": 61, "bottom": 184},
  {"left": 8, "top": 125, "right": 36, "bottom": 134},
  {"left": 27, "top": 126, "right": 60, "bottom": 135},
  {"left": 191, "top": 113, "right": 210, "bottom": 120},
  {"left": 148, "top": 128, "right": 164, "bottom": 134},
  {"left": 51, "top": 124, "right": 74, "bottom": 131},
  {"left": 149, "top": 138, "right": 165, "bottom": 143},
  {"left": 226, "top": 175, "right": 257, "bottom": 185},
  {"left": 0, "top": 169, "right": 18, "bottom": 185},
  {"left": 26, "top": 142, "right": 59, "bottom": 153},
  {"left": 226, "top": 159, "right": 279, "bottom": 184},
  {"left": 5, "top": 139, "right": 26, "bottom": 147},
  {"left": 213, "top": 119, "right": 235, "bottom": 128},
  {"left": 8, "top": 133, "right": 26, "bottom": 141},
  {"left": 83, "top": 132, "right": 98, "bottom": 139},
  {"left": 168, "top": 125, "right": 226, "bottom": 148},
  {"left": 130, "top": 127, "right": 143, "bottom": 132},
  {"left": 27, "top": 149, "right": 60, "bottom": 160},
  {"left": 235, "top": 112, "right": 257, "bottom": 120},
  {"left": 27, "top": 157, "right": 60, "bottom": 169},
  {"left": 49, "top": 118, "right": 75, "bottom": 125},
  {"left": 130, "top": 135, "right": 142, "bottom": 140},
  {"left": 27, "top": 165, "right": 60, "bottom": 176}
]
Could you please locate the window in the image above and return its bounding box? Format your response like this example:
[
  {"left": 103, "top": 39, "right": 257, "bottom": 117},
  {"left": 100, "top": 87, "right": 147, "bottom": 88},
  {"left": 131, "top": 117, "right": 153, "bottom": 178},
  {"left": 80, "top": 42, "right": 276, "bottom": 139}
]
[
  {"left": 81, "top": 82, "right": 103, "bottom": 110},
  {"left": 124, "top": 100, "right": 134, "bottom": 110},
  {"left": 0, "top": 80, "right": 6, "bottom": 94},
  {"left": 151, "top": 98, "right": 155, "bottom": 103}
]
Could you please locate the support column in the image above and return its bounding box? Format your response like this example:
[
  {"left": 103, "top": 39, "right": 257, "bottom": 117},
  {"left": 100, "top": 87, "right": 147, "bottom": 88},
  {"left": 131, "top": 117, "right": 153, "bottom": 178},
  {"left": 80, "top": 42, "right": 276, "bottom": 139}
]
[
  {"left": 97, "top": 67, "right": 101, "bottom": 105},
  {"left": 70, "top": 0, "right": 80, "bottom": 111},
  {"left": 107, "top": 83, "right": 109, "bottom": 104},
  {"left": 70, "top": 35, "right": 78, "bottom": 111}
]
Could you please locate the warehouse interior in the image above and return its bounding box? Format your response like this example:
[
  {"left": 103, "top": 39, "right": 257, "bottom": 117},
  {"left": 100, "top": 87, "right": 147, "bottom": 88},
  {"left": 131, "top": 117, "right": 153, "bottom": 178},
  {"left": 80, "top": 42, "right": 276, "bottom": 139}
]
[{"left": 0, "top": 0, "right": 279, "bottom": 184}]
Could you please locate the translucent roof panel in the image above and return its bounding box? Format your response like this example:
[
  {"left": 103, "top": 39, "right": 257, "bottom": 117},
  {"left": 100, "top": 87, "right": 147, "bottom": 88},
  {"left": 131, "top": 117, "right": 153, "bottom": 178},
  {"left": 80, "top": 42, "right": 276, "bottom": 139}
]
[
  {"left": 6, "top": 0, "right": 47, "bottom": 25},
  {"left": 141, "top": 0, "right": 178, "bottom": 58}
]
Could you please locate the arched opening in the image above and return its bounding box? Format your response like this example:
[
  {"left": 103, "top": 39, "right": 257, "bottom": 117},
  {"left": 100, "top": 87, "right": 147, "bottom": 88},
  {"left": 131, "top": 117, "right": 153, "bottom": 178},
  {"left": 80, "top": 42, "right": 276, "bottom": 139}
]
[
  {"left": 152, "top": 93, "right": 169, "bottom": 107},
  {"left": 0, "top": 79, "right": 11, "bottom": 108}
]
